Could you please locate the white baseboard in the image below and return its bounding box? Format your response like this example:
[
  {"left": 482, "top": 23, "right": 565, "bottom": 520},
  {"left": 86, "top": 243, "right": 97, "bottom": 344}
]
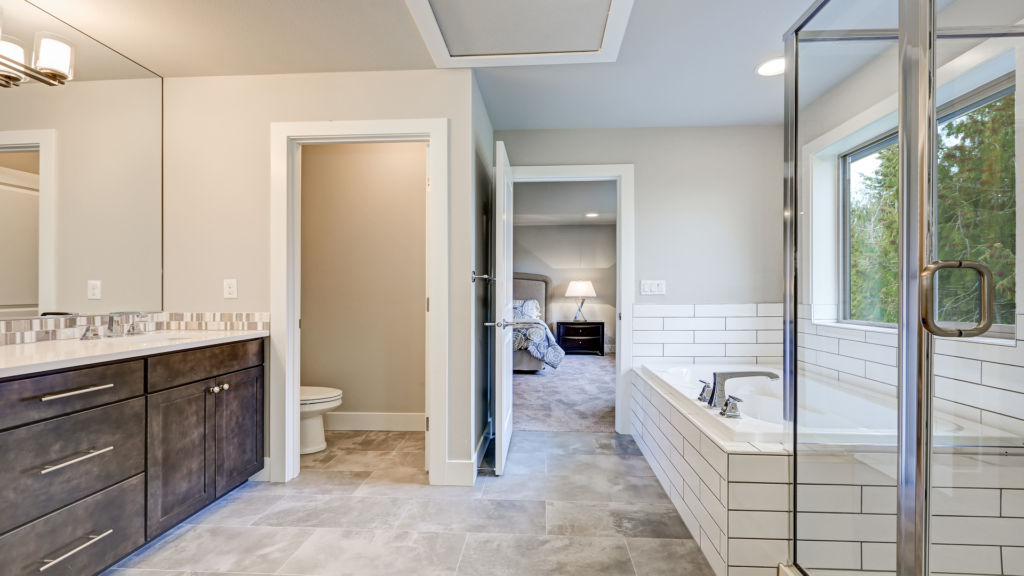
[
  {"left": 779, "top": 564, "right": 800, "bottom": 576},
  {"left": 249, "top": 457, "right": 272, "bottom": 482},
  {"left": 324, "top": 412, "right": 425, "bottom": 431}
]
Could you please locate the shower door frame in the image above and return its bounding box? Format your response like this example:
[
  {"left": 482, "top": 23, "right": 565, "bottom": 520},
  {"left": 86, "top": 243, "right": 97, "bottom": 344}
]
[{"left": 783, "top": 2, "right": 1024, "bottom": 576}]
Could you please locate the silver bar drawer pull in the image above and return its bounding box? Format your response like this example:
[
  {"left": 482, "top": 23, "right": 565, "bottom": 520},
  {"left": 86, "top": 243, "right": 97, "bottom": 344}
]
[
  {"left": 40, "top": 446, "right": 114, "bottom": 475},
  {"left": 40, "top": 383, "right": 114, "bottom": 402},
  {"left": 39, "top": 529, "right": 113, "bottom": 572}
]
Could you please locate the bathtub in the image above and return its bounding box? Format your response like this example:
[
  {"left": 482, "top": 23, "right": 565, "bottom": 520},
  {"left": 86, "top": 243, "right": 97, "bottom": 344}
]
[{"left": 639, "top": 362, "right": 1023, "bottom": 447}]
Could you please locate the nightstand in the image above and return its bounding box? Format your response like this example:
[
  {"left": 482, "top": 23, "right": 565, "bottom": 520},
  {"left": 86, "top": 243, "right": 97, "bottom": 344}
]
[{"left": 556, "top": 321, "right": 605, "bottom": 356}]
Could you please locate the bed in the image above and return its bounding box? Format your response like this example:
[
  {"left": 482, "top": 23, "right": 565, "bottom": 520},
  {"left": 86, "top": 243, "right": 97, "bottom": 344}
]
[{"left": 512, "top": 272, "right": 564, "bottom": 371}]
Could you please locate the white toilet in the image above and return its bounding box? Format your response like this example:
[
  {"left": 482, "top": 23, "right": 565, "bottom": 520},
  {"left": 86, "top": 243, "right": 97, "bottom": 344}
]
[{"left": 299, "top": 386, "right": 343, "bottom": 454}]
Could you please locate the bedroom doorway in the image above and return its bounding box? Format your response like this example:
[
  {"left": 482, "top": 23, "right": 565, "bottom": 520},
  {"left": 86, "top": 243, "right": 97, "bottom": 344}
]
[
  {"left": 510, "top": 180, "right": 618, "bottom": 433},
  {"left": 491, "top": 160, "right": 635, "bottom": 451}
]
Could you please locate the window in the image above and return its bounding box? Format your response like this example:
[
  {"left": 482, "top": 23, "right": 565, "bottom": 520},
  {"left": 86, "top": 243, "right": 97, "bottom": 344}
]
[{"left": 841, "top": 78, "right": 1016, "bottom": 335}]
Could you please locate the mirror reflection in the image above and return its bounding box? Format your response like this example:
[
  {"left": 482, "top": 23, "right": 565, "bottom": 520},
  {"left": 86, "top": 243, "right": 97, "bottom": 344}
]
[{"left": 0, "top": 0, "right": 161, "bottom": 318}]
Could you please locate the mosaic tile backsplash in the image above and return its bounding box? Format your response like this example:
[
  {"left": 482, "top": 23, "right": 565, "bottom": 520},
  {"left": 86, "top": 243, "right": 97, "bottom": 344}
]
[{"left": 0, "top": 312, "right": 270, "bottom": 346}]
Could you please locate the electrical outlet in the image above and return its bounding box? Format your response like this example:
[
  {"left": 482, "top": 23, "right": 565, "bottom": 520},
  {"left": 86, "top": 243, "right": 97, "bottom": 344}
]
[
  {"left": 224, "top": 279, "right": 238, "bottom": 299},
  {"left": 87, "top": 280, "right": 101, "bottom": 300},
  {"left": 641, "top": 280, "right": 666, "bottom": 295}
]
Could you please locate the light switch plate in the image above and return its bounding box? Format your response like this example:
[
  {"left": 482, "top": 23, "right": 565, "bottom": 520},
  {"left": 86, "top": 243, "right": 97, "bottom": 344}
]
[
  {"left": 224, "top": 279, "right": 238, "bottom": 299},
  {"left": 641, "top": 280, "right": 666, "bottom": 295},
  {"left": 87, "top": 280, "right": 101, "bottom": 300}
]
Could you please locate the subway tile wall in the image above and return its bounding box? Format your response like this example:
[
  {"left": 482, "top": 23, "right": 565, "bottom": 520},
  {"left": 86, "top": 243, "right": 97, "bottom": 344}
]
[
  {"left": 796, "top": 304, "right": 1024, "bottom": 435},
  {"left": 632, "top": 304, "right": 784, "bottom": 367},
  {"left": 0, "top": 312, "right": 270, "bottom": 346}
]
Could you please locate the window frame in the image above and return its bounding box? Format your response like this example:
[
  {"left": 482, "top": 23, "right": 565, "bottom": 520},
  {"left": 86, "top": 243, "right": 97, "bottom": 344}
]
[{"left": 839, "top": 73, "right": 1017, "bottom": 335}]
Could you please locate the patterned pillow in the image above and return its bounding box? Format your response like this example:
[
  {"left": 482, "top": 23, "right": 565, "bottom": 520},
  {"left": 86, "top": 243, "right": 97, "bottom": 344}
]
[{"left": 513, "top": 299, "right": 542, "bottom": 320}]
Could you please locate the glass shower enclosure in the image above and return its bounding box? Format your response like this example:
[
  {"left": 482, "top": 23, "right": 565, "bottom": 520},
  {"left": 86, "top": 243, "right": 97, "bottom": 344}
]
[{"left": 785, "top": 2, "right": 1024, "bottom": 576}]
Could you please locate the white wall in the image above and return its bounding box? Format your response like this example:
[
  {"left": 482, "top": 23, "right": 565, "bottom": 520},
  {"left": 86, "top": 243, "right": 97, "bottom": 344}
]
[
  {"left": 0, "top": 79, "right": 162, "bottom": 314},
  {"left": 163, "top": 69, "right": 481, "bottom": 464},
  {"left": 495, "top": 126, "right": 784, "bottom": 305},
  {"left": 514, "top": 224, "right": 617, "bottom": 345}
]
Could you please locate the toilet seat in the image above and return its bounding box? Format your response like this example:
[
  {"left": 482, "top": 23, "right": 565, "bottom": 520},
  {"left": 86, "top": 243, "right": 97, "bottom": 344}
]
[{"left": 300, "top": 386, "right": 343, "bottom": 405}]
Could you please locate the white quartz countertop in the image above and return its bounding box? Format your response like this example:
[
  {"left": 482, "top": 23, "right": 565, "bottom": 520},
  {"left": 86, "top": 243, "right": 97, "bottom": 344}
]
[{"left": 0, "top": 330, "right": 270, "bottom": 380}]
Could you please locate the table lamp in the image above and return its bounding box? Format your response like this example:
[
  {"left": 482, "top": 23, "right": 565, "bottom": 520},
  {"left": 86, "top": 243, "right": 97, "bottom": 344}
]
[{"left": 565, "top": 280, "right": 597, "bottom": 322}]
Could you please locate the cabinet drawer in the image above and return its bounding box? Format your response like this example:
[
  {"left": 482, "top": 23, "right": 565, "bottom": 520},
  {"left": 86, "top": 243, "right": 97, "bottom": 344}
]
[
  {"left": 0, "top": 474, "right": 145, "bottom": 576},
  {"left": 562, "top": 336, "right": 601, "bottom": 349},
  {"left": 560, "top": 325, "right": 601, "bottom": 337},
  {"left": 0, "top": 361, "right": 144, "bottom": 431},
  {"left": 147, "top": 339, "right": 263, "bottom": 392},
  {"left": 0, "top": 398, "right": 145, "bottom": 535}
]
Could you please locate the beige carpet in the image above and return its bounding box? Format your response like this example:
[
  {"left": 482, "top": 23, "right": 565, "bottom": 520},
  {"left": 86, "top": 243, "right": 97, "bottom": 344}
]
[{"left": 513, "top": 353, "right": 616, "bottom": 432}]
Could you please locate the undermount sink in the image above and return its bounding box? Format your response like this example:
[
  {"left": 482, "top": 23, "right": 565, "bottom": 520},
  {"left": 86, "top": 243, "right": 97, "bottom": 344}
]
[{"left": 122, "top": 334, "right": 194, "bottom": 344}]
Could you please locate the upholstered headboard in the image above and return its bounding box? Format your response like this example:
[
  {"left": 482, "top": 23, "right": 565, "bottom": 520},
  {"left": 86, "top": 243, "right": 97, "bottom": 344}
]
[{"left": 513, "top": 272, "right": 553, "bottom": 323}]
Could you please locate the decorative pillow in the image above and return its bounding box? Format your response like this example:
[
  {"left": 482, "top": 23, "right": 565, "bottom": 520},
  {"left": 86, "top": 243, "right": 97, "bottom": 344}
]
[{"left": 513, "top": 299, "right": 542, "bottom": 320}]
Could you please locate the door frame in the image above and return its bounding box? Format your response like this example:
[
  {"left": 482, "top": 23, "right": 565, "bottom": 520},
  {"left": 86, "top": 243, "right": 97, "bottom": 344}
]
[
  {"left": 510, "top": 164, "right": 635, "bottom": 434},
  {"left": 270, "top": 119, "right": 449, "bottom": 483},
  {"left": 0, "top": 130, "right": 56, "bottom": 313}
]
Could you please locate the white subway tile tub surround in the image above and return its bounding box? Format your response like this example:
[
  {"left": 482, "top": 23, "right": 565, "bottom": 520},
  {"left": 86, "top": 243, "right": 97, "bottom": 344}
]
[
  {"left": 631, "top": 368, "right": 791, "bottom": 576},
  {"left": 0, "top": 312, "right": 270, "bottom": 346},
  {"left": 631, "top": 304, "right": 783, "bottom": 372}
]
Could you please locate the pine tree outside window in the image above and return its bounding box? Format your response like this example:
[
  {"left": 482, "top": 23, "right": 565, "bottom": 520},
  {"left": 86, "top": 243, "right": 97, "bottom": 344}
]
[{"left": 841, "top": 77, "right": 1016, "bottom": 336}]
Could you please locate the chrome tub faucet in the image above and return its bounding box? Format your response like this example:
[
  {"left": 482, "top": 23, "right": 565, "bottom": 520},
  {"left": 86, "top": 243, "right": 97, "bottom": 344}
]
[{"left": 703, "top": 371, "right": 779, "bottom": 409}]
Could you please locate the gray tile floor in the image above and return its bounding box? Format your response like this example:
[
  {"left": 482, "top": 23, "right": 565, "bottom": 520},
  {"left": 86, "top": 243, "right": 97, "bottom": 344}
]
[{"left": 105, "top": 430, "right": 715, "bottom": 576}]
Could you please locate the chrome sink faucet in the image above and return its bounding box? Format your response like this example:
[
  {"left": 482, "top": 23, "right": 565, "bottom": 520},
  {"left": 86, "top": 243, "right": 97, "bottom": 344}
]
[
  {"left": 106, "top": 312, "right": 144, "bottom": 337},
  {"left": 705, "top": 371, "right": 779, "bottom": 409}
]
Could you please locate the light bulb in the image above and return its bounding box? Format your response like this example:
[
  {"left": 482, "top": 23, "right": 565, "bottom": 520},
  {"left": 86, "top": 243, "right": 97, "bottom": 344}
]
[
  {"left": 0, "top": 35, "right": 27, "bottom": 85},
  {"left": 756, "top": 57, "right": 786, "bottom": 77},
  {"left": 33, "top": 32, "right": 75, "bottom": 81}
]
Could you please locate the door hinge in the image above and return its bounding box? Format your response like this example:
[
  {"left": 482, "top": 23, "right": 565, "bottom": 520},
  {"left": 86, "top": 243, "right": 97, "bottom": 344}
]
[
  {"left": 425, "top": 417, "right": 429, "bottom": 431},
  {"left": 618, "top": 313, "right": 621, "bottom": 320},
  {"left": 299, "top": 319, "right": 302, "bottom": 328},
  {"left": 427, "top": 298, "right": 430, "bottom": 312}
]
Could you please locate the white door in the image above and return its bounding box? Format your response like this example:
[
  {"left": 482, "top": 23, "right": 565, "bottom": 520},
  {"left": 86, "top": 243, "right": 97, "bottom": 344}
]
[{"left": 493, "top": 141, "right": 514, "bottom": 475}]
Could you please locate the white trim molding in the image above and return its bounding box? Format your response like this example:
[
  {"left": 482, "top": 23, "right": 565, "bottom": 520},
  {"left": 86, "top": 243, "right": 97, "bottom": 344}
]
[
  {"left": 511, "top": 164, "right": 635, "bottom": 434},
  {"left": 270, "top": 119, "right": 449, "bottom": 484},
  {"left": 324, "top": 412, "right": 426, "bottom": 432},
  {"left": 0, "top": 130, "right": 55, "bottom": 312},
  {"left": 404, "top": 0, "right": 634, "bottom": 68}
]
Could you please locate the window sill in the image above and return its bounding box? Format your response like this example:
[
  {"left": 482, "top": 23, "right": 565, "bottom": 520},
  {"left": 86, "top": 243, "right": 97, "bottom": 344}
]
[{"left": 811, "top": 320, "right": 1017, "bottom": 346}]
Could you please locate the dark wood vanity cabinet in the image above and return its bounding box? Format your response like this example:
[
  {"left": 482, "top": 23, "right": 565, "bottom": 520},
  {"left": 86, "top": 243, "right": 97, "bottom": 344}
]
[
  {"left": 146, "top": 379, "right": 217, "bottom": 538},
  {"left": 146, "top": 364, "right": 264, "bottom": 537},
  {"left": 215, "top": 367, "right": 265, "bottom": 497},
  {"left": 0, "top": 337, "right": 265, "bottom": 575}
]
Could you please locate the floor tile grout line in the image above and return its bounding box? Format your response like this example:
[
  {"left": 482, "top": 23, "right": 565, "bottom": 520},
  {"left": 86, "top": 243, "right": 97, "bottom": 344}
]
[
  {"left": 452, "top": 531, "right": 471, "bottom": 576},
  {"left": 623, "top": 537, "right": 640, "bottom": 576},
  {"left": 270, "top": 526, "right": 321, "bottom": 575}
]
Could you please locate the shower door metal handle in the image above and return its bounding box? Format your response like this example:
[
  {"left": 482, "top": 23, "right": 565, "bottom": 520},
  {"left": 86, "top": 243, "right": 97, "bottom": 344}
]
[{"left": 920, "top": 259, "right": 994, "bottom": 338}]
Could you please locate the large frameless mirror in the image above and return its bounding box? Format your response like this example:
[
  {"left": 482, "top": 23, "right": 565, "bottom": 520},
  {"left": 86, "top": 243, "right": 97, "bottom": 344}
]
[{"left": 0, "top": 0, "right": 161, "bottom": 319}]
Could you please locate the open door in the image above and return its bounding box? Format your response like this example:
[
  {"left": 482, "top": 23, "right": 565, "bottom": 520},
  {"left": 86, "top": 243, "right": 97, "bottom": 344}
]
[{"left": 492, "top": 141, "right": 514, "bottom": 475}]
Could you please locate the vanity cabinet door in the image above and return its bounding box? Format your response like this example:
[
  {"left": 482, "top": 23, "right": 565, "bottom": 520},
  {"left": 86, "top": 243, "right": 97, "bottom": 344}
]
[
  {"left": 215, "top": 366, "right": 264, "bottom": 497},
  {"left": 146, "top": 379, "right": 216, "bottom": 539}
]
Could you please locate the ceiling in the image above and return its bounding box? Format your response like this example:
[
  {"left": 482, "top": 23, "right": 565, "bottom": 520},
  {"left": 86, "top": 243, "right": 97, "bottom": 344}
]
[
  {"left": 25, "top": 0, "right": 813, "bottom": 128},
  {"left": 513, "top": 181, "right": 617, "bottom": 226},
  {"left": 429, "top": 0, "right": 610, "bottom": 57}
]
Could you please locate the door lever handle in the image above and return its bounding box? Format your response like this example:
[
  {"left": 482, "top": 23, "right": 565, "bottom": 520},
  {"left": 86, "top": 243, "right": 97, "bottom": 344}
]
[
  {"left": 472, "top": 271, "right": 496, "bottom": 283},
  {"left": 484, "top": 321, "right": 505, "bottom": 328}
]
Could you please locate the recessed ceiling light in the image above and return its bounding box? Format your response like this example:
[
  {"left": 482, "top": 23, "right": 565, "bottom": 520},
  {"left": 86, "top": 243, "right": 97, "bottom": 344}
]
[
  {"left": 585, "top": 213, "right": 599, "bottom": 218},
  {"left": 756, "top": 57, "right": 786, "bottom": 77}
]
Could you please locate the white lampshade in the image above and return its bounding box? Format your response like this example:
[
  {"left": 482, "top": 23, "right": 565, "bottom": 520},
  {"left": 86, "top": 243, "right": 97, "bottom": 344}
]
[
  {"left": 32, "top": 32, "right": 75, "bottom": 81},
  {"left": 0, "top": 35, "right": 27, "bottom": 84},
  {"left": 565, "top": 280, "right": 596, "bottom": 298}
]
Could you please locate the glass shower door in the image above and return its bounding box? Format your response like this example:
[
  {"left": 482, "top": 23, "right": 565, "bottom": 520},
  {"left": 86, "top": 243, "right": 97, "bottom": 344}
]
[{"left": 786, "top": 2, "right": 1024, "bottom": 576}]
